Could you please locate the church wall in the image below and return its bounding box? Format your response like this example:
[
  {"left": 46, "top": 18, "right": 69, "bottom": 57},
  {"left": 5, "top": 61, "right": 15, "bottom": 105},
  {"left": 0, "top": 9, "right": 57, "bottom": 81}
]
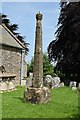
[{"left": 0, "top": 45, "right": 22, "bottom": 85}]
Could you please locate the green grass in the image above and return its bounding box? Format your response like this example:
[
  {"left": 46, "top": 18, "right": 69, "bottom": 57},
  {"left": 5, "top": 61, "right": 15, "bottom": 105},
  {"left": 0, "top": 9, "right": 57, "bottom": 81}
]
[{"left": 2, "top": 86, "right": 79, "bottom": 118}]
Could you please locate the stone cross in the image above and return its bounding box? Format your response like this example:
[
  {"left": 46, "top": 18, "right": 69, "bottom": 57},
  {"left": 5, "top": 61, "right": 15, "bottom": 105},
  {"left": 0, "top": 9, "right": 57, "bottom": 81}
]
[
  {"left": 33, "top": 12, "right": 43, "bottom": 88},
  {"left": 24, "top": 12, "right": 51, "bottom": 104}
]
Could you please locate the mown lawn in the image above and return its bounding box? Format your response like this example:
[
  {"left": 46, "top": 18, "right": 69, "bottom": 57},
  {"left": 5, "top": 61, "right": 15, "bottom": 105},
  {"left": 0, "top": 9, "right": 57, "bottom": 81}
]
[{"left": 1, "top": 86, "right": 79, "bottom": 118}]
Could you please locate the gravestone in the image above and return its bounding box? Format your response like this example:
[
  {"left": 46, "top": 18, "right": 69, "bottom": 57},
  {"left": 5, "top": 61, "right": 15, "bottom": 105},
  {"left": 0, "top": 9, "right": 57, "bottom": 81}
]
[
  {"left": 28, "top": 72, "right": 33, "bottom": 86},
  {"left": 44, "top": 74, "right": 63, "bottom": 89},
  {"left": 78, "top": 83, "right": 80, "bottom": 91},
  {"left": 29, "top": 72, "right": 33, "bottom": 78},
  {"left": 70, "top": 81, "right": 76, "bottom": 87},
  {"left": 44, "top": 75, "right": 53, "bottom": 89},
  {"left": 8, "top": 81, "right": 15, "bottom": 90},
  {"left": 26, "top": 73, "right": 33, "bottom": 87},
  {"left": 60, "top": 82, "right": 64, "bottom": 87},
  {"left": 52, "top": 76, "right": 61, "bottom": 88},
  {"left": 53, "top": 76, "right": 60, "bottom": 85},
  {"left": 70, "top": 81, "right": 77, "bottom": 90},
  {"left": 0, "top": 82, "right": 8, "bottom": 91},
  {"left": 24, "top": 12, "right": 51, "bottom": 104}
]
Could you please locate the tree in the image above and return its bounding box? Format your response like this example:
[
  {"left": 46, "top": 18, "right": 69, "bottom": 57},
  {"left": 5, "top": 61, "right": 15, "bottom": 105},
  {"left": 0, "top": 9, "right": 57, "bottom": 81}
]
[
  {"left": 43, "top": 53, "right": 54, "bottom": 77},
  {"left": 27, "top": 53, "right": 54, "bottom": 77},
  {"left": 48, "top": 2, "right": 80, "bottom": 83},
  {"left": 0, "top": 13, "right": 29, "bottom": 53}
]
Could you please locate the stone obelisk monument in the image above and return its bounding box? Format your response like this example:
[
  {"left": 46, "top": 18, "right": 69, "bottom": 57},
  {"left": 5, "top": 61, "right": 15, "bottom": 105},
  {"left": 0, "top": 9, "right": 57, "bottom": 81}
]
[
  {"left": 24, "top": 12, "right": 51, "bottom": 104},
  {"left": 33, "top": 12, "right": 43, "bottom": 88}
]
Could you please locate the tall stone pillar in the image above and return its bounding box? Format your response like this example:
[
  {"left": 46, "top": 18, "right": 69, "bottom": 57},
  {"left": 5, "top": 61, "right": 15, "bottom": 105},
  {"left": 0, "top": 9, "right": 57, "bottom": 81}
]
[
  {"left": 24, "top": 12, "right": 51, "bottom": 104},
  {"left": 33, "top": 12, "right": 43, "bottom": 88}
]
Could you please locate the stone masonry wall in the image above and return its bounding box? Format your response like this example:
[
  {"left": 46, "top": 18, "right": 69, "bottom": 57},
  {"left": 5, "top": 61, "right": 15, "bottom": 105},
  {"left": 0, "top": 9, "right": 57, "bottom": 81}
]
[{"left": 0, "top": 45, "right": 22, "bottom": 85}]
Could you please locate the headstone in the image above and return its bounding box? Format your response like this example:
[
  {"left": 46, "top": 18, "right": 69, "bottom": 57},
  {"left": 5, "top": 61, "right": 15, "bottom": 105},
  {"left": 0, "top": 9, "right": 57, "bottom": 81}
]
[
  {"left": 72, "top": 87, "right": 77, "bottom": 91},
  {"left": 70, "top": 81, "right": 73, "bottom": 87},
  {"left": 45, "top": 75, "right": 53, "bottom": 81},
  {"left": 8, "top": 81, "right": 15, "bottom": 90},
  {"left": 52, "top": 76, "right": 61, "bottom": 88},
  {"left": 74, "top": 81, "right": 77, "bottom": 87},
  {"left": 44, "top": 74, "right": 62, "bottom": 89},
  {"left": 70, "top": 81, "right": 77, "bottom": 90},
  {"left": 29, "top": 72, "right": 33, "bottom": 78},
  {"left": 78, "top": 83, "right": 80, "bottom": 91},
  {"left": 44, "top": 75, "right": 52, "bottom": 89},
  {"left": 70, "top": 81, "right": 77, "bottom": 87},
  {"left": 53, "top": 77, "right": 60, "bottom": 85},
  {"left": 26, "top": 73, "right": 33, "bottom": 87},
  {"left": 0, "top": 82, "right": 8, "bottom": 91},
  {"left": 60, "top": 82, "right": 64, "bottom": 87},
  {"left": 44, "top": 80, "right": 52, "bottom": 89}
]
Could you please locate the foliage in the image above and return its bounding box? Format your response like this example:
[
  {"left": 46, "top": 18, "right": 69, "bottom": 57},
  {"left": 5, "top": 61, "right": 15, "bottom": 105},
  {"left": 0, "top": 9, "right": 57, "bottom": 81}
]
[
  {"left": 27, "top": 53, "right": 54, "bottom": 77},
  {"left": 48, "top": 2, "right": 80, "bottom": 83},
  {"left": 43, "top": 53, "right": 54, "bottom": 77},
  {"left": 2, "top": 86, "right": 78, "bottom": 118},
  {"left": 0, "top": 13, "right": 29, "bottom": 53}
]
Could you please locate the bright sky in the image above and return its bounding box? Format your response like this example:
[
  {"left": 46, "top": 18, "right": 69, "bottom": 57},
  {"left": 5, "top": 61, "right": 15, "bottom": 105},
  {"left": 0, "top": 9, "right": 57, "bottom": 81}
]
[{"left": 2, "top": 2, "right": 60, "bottom": 62}]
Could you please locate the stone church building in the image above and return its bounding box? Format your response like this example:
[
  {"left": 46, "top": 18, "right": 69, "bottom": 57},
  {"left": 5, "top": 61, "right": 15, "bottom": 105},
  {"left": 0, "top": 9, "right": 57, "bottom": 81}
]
[{"left": 0, "top": 24, "right": 27, "bottom": 92}]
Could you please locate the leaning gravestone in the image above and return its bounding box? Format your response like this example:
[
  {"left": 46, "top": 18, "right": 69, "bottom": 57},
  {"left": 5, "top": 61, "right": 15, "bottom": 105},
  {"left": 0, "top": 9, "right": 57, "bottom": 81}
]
[
  {"left": 53, "top": 76, "right": 60, "bottom": 85},
  {"left": 52, "top": 76, "right": 61, "bottom": 88},
  {"left": 44, "top": 75, "right": 53, "bottom": 89},
  {"left": 60, "top": 82, "right": 64, "bottom": 87}
]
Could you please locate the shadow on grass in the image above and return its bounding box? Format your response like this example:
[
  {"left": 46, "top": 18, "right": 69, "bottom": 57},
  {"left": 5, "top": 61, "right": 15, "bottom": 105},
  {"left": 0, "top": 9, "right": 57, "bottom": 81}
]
[
  {"left": 68, "top": 104, "right": 80, "bottom": 119},
  {"left": 68, "top": 113, "right": 80, "bottom": 120},
  {"left": 13, "top": 96, "right": 25, "bottom": 103},
  {"left": 68, "top": 91, "right": 80, "bottom": 119}
]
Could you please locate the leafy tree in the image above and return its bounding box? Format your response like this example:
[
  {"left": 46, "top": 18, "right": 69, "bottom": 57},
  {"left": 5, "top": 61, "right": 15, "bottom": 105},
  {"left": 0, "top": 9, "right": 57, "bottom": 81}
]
[
  {"left": 43, "top": 53, "right": 54, "bottom": 77},
  {"left": 27, "top": 53, "right": 54, "bottom": 77},
  {"left": 0, "top": 13, "right": 29, "bottom": 53},
  {"left": 48, "top": 2, "right": 80, "bottom": 83}
]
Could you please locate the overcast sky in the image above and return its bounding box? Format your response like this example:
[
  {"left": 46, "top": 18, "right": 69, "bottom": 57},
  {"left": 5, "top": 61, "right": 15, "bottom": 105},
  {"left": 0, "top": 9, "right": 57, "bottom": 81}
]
[{"left": 2, "top": 2, "right": 60, "bottom": 62}]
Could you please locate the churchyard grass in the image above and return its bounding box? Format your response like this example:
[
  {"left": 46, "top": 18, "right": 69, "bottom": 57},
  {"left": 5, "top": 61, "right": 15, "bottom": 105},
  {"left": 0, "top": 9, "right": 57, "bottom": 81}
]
[{"left": 2, "top": 86, "right": 79, "bottom": 118}]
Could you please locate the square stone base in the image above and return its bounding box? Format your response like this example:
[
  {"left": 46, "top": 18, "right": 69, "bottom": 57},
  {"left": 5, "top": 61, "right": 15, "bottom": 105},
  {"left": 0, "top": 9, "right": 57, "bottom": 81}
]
[{"left": 24, "top": 86, "right": 51, "bottom": 104}]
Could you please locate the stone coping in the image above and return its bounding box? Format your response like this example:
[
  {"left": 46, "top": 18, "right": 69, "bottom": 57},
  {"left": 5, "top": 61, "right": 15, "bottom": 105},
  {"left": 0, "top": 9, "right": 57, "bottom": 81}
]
[{"left": 0, "top": 74, "right": 16, "bottom": 78}]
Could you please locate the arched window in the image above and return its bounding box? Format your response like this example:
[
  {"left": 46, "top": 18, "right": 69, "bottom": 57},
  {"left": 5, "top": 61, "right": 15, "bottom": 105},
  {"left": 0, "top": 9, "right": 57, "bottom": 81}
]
[{"left": 0, "top": 66, "right": 6, "bottom": 73}]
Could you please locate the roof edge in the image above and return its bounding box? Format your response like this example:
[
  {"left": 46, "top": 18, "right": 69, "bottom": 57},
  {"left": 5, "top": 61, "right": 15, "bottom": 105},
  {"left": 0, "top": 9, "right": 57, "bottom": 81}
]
[{"left": 2, "top": 24, "right": 26, "bottom": 50}]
